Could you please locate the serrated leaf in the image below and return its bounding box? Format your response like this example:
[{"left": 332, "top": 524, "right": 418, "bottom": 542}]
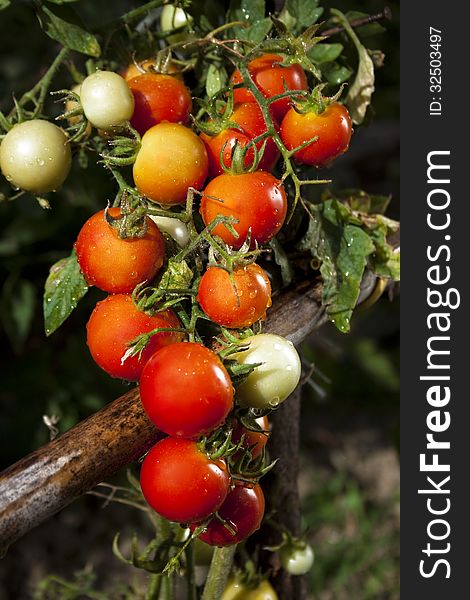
[
  {"left": 298, "top": 200, "right": 374, "bottom": 332},
  {"left": 40, "top": 5, "right": 101, "bottom": 57},
  {"left": 43, "top": 250, "right": 89, "bottom": 336},
  {"left": 206, "top": 64, "right": 227, "bottom": 98},
  {"left": 308, "top": 43, "right": 343, "bottom": 64},
  {"left": 285, "top": 0, "right": 323, "bottom": 34},
  {"left": 321, "top": 63, "right": 353, "bottom": 86},
  {"left": 331, "top": 9, "right": 375, "bottom": 124}
]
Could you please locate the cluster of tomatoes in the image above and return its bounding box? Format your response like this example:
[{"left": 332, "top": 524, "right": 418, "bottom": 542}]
[{"left": 0, "top": 39, "right": 352, "bottom": 558}]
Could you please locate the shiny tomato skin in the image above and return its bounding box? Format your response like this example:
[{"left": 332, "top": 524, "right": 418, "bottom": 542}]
[
  {"left": 133, "top": 122, "right": 208, "bottom": 205},
  {"left": 75, "top": 207, "right": 165, "bottom": 293},
  {"left": 197, "top": 264, "right": 272, "bottom": 329},
  {"left": 140, "top": 342, "right": 234, "bottom": 439},
  {"left": 280, "top": 103, "right": 353, "bottom": 167},
  {"left": 200, "top": 103, "right": 279, "bottom": 177},
  {"left": 140, "top": 438, "right": 230, "bottom": 523},
  {"left": 231, "top": 415, "right": 270, "bottom": 460},
  {"left": 231, "top": 54, "right": 308, "bottom": 122},
  {"left": 86, "top": 294, "right": 183, "bottom": 381},
  {"left": 200, "top": 171, "right": 287, "bottom": 249},
  {"left": 193, "top": 481, "right": 265, "bottom": 546},
  {"left": 128, "top": 73, "right": 192, "bottom": 135}
]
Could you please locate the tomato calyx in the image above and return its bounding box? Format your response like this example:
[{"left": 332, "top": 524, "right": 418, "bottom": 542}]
[
  {"left": 53, "top": 88, "right": 90, "bottom": 143},
  {"left": 104, "top": 196, "right": 149, "bottom": 239},
  {"left": 291, "top": 83, "right": 347, "bottom": 116}
]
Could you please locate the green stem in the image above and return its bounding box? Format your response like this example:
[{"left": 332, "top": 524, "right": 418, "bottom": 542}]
[
  {"left": 120, "top": 0, "right": 165, "bottom": 25},
  {"left": 146, "top": 574, "right": 162, "bottom": 600},
  {"left": 201, "top": 545, "right": 237, "bottom": 600},
  {"left": 10, "top": 47, "right": 70, "bottom": 120},
  {"left": 185, "top": 541, "right": 197, "bottom": 600}
]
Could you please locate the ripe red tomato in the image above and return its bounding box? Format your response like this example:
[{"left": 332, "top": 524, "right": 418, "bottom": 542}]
[
  {"left": 75, "top": 207, "right": 165, "bottom": 294},
  {"left": 280, "top": 103, "right": 353, "bottom": 167},
  {"left": 200, "top": 171, "right": 287, "bottom": 249},
  {"left": 140, "top": 437, "right": 231, "bottom": 523},
  {"left": 86, "top": 294, "right": 183, "bottom": 381},
  {"left": 193, "top": 481, "right": 265, "bottom": 546},
  {"left": 127, "top": 73, "right": 192, "bottom": 135},
  {"left": 231, "top": 54, "right": 308, "bottom": 122},
  {"left": 197, "top": 263, "right": 272, "bottom": 328},
  {"left": 140, "top": 342, "right": 234, "bottom": 438},
  {"left": 200, "top": 102, "right": 279, "bottom": 177},
  {"left": 133, "top": 122, "right": 208, "bottom": 205},
  {"left": 231, "top": 415, "right": 270, "bottom": 460}
]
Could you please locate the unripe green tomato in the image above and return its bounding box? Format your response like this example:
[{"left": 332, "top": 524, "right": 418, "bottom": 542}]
[
  {"left": 80, "top": 71, "right": 134, "bottom": 129},
  {"left": 160, "top": 4, "right": 194, "bottom": 44},
  {"left": 281, "top": 543, "right": 314, "bottom": 575},
  {"left": 0, "top": 119, "right": 71, "bottom": 193},
  {"left": 149, "top": 215, "right": 190, "bottom": 247},
  {"left": 233, "top": 334, "right": 301, "bottom": 409}
]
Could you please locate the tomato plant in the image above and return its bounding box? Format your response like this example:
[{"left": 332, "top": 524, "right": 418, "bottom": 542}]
[
  {"left": 200, "top": 171, "right": 287, "bottom": 249},
  {"left": 200, "top": 102, "right": 279, "bottom": 177},
  {"left": 231, "top": 54, "right": 308, "bottom": 121},
  {"left": 80, "top": 71, "right": 135, "bottom": 129},
  {"left": 133, "top": 122, "right": 208, "bottom": 204},
  {"left": 193, "top": 481, "right": 265, "bottom": 546},
  {"left": 127, "top": 73, "right": 192, "bottom": 135},
  {"left": 197, "top": 263, "right": 272, "bottom": 328},
  {"left": 140, "top": 437, "right": 230, "bottom": 523},
  {"left": 86, "top": 294, "right": 182, "bottom": 381},
  {"left": 0, "top": 0, "right": 400, "bottom": 595},
  {"left": 281, "top": 102, "right": 353, "bottom": 167},
  {"left": 233, "top": 334, "right": 302, "bottom": 409},
  {"left": 74, "top": 207, "right": 165, "bottom": 293},
  {"left": 0, "top": 120, "right": 71, "bottom": 194},
  {"left": 139, "top": 342, "right": 234, "bottom": 438}
]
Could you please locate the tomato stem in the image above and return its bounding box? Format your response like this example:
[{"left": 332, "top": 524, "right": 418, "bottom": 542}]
[{"left": 201, "top": 545, "right": 237, "bottom": 600}]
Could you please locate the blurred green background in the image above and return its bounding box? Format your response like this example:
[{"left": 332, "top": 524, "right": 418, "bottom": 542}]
[{"left": 0, "top": 1, "right": 399, "bottom": 598}]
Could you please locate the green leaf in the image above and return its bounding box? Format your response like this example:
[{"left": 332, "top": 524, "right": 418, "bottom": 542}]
[
  {"left": 325, "top": 189, "right": 391, "bottom": 215},
  {"left": 269, "top": 238, "right": 293, "bottom": 287},
  {"left": 1, "top": 279, "right": 36, "bottom": 353},
  {"left": 361, "top": 215, "right": 400, "bottom": 280},
  {"left": 229, "top": 0, "right": 272, "bottom": 43},
  {"left": 43, "top": 250, "right": 89, "bottom": 336},
  {"left": 285, "top": 0, "right": 323, "bottom": 34},
  {"left": 331, "top": 9, "right": 375, "bottom": 124},
  {"left": 206, "top": 64, "right": 228, "bottom": 98},
  {"left": 308, "top": 43, "right": 343, "bottom": 64},
  {"left": 298, "top": 199, "right": 375, "bottom": 332},
  {"left": 0, "top": 0, "right": 11, "bottom": 10},
  {"left": 321, "top": 63, "right": 353, "bottom": 86},
  {"left": 39, "top": 5, "right": 101, "bottom": 57}
]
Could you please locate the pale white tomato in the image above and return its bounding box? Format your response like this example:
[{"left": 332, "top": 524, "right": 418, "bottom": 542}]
[
  {"left": 80, "top": 71, "right": 134, "bottom": 129},
  {"left": 0, "top": 119, "right": 71, "bottom": 193},
  {"left": 281, "top": 543, "right": 314, "bottom": 575},
  {"left": 233, "top": 334, "right": 301, "bottom": 409},
  {"left": 148, "top": 215, "right": 190, "bottom": 247}
]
